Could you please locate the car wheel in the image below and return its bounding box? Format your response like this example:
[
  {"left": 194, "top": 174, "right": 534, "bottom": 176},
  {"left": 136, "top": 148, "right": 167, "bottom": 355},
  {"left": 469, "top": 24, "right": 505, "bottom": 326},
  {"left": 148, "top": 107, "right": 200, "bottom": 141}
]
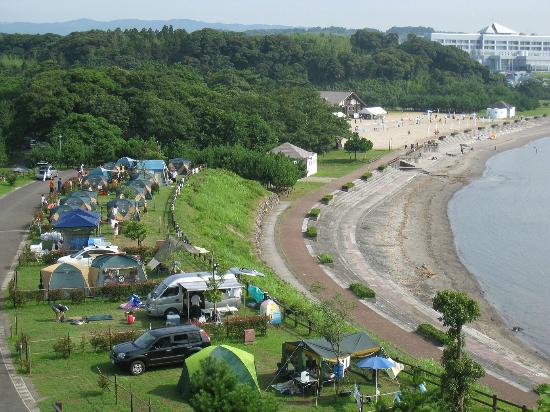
[
  {"left": 165, "top": 308, "right": 179, "bottom": 318},
  {"left": 130, "top": 360, "right": 145, "bottom": 376}
]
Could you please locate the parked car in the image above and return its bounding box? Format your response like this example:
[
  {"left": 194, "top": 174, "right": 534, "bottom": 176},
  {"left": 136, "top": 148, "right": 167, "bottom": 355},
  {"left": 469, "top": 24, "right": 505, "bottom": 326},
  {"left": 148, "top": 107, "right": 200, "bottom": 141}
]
[
  {"left": 57, "top": 245, "right": 119, "bottom": 266},
  {"left": 36, "top": 164, "right": 58, "bottom": 180},
  {"left": 111, "top": 325, "right": 211, "bottom": 375}
]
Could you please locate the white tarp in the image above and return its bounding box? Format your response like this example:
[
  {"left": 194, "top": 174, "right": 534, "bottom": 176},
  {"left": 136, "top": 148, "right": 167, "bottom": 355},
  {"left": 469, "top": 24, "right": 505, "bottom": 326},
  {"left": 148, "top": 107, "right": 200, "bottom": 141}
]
[
  {"left": 360, "top": 107, "right": 387, "bottom": 116},
  {"left": 177, "top": 273, "right": 242, "bottom": 292},
  {"left": 333, "top": 111, "right": 346, "bottom": 118},
  {"left": 385, "top": 360, "right": 404, "bottom": 380}
]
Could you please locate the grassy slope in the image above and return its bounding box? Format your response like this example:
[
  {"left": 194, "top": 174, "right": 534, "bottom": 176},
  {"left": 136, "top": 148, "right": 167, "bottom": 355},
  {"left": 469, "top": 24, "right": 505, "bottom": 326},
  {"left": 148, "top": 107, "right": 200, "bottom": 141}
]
[
  {"left": 0, "top": 171, "right": 34, "bottom": 197},
  {"left": 518, "top": 100, "right": 550, "bottom": 117}
]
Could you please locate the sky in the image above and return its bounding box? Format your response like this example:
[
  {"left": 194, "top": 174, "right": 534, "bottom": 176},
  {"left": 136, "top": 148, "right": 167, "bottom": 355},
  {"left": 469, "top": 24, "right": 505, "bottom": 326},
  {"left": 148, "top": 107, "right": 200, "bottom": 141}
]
[{"left": 1, "top": 0, "right": 549, "bottom": 34}]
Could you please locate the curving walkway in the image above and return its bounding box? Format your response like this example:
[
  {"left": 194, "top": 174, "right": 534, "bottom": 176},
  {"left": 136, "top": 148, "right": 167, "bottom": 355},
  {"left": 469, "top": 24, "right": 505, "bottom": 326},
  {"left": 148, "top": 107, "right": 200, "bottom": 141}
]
[{"left": 265, "top": 125, "right": 550, "bottom": 407}]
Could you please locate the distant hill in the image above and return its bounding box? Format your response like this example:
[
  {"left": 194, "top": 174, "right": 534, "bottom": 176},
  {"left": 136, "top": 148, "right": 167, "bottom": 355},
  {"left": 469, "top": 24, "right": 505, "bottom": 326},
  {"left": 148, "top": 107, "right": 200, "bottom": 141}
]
[
  {"left": 0, "top": 18, "right": 293, "bottom": 35},
  {"left": 244, "top": 26, "right": 369, "bottom": 36},
  {"left": 387, "top": 26, "right": 435, "bottom": 41}
]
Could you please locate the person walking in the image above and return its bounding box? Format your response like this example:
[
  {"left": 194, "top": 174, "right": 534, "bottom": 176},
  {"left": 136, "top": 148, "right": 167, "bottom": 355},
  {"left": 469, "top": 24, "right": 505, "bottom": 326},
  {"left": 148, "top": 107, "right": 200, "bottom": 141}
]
[
  {"left": 113, "top": 222, "right": 119, "bottom": 239},
  {"left": 57, "top": 177, "right": 62, "bottom": 193},
  {"left": 49, "top": 179, "right": 55, "bottom": 194},
  {"left": 40, "top": 194, "right": 46, "bottom": 207}
]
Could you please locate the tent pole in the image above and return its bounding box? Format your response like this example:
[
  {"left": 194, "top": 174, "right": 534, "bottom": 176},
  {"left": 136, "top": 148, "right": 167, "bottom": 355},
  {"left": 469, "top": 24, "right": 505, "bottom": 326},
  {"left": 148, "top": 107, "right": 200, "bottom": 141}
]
[{"left": 375, "top": 370, "right": 378, "bottom": 403}]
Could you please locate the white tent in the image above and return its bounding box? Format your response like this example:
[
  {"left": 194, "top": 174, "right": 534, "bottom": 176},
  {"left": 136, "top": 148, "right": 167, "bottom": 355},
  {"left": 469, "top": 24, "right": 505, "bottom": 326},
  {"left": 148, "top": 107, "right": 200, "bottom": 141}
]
[{"left": 360, "top": 107, "right": 387, "bottom": 117}]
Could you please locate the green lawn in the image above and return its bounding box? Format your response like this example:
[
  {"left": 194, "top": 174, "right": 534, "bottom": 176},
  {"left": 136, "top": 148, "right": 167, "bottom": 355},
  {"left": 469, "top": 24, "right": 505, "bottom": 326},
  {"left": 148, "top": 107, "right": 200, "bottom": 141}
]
[
  {"left": 0, "top": 170, "right": 34, "bottom": 197},
  {"left": 282, "top": 181, "right": 325, "bottom": 201},
  {"left": 316, "top": 149, "right": 390, "bottom": 178},
  {"left": 518, "top": 100, "right": 550, "bottom": 117}
]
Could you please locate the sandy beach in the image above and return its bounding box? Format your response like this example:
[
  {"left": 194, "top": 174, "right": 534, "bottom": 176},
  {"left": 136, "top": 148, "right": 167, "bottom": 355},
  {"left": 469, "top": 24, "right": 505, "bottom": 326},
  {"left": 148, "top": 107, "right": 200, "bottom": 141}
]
[{"left": 356, "top": 121, "right": 550, "bottom": 376}]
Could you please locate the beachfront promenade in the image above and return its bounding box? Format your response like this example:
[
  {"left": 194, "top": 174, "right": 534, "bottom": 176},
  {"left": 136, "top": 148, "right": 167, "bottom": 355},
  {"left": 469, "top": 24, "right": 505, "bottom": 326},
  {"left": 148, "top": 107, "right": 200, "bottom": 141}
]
[{"left": 261, "top": 119, "right": 550, "bottom": 407}]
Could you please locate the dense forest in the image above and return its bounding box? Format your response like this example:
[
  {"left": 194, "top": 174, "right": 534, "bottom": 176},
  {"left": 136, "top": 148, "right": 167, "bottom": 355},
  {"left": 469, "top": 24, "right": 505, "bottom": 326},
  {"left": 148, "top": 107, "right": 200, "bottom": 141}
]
[{"left": 0, "top": 26, "right": 548, "bottom": 168}]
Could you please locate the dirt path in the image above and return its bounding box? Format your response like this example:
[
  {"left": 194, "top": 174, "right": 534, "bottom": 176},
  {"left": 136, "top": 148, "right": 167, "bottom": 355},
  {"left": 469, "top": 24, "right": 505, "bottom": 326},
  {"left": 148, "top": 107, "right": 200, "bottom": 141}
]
[{"left": 275, "top": 148, "right": 540, "bottom": 407}]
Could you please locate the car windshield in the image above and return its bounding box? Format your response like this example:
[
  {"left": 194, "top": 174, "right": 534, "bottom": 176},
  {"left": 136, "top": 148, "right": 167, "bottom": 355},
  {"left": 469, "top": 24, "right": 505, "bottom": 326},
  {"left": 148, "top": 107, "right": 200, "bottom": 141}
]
[
  {"left": 152, "top": 282, "right": 167, "bottom": 298},
  {"left": 133, "top": 331, "right": 156, "bottom": 349},
  {"left": 39, "top": 168, "right": 48, "bottom": 172}
]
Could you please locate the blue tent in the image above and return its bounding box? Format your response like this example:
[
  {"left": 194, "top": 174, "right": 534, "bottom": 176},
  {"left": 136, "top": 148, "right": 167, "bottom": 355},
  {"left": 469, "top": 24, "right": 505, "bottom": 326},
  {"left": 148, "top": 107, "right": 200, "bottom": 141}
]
[
  {"left": 136, "top": 160, "right": 166, "bottom": 172},
  {"left": 53, "top": 209, "right": 100, "bottom": 229},
  {"left": 88, "top": 167, "right": 110, "bottom": 178}
]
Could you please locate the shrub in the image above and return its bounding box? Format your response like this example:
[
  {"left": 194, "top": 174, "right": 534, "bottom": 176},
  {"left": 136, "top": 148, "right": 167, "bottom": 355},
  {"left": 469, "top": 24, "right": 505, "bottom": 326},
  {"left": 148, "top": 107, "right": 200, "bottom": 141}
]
[
  {"left": 514, "top": 119, "right": 521, "bottom": 123},
  {"left": 416, "top": 323, "right": 450, "bottom": 346},
  {"left": 97, "top": 373, "right": 111, "bottom": 391},
  {"left": 18, "top": 245, "right": 37, "bottom": 265},
  {"left": 321, "top": 194, "right": 333, "bottom": 204},
  {"left": 543, "top": 114, "right": 548, "bottom": 118},
  {"left": 42, "top": 251, "right": 64, "bottom": 265},
  {"left": 53, "top": 336, "right": 75, "bottom": 358},
  {"left": 361, "top": 172, "right": 372, "bottom": 180},
  {"left": 377, "top": 164, "right": 387, "bottom": 172},
  {"left": 224, "top": 315, "right": 269, "bottom": 338},
  {"left": 349, "top": 283, "right": 375, "bottom": 299},
  {"left": 69, "top": 289, "right": 85, "bottom": 304},
  {"left": 15, "top": 334, "right": 29, "bottom": 353},
  {"left": 308, "top": 208, "right": 320, "bottom": 219},
  {"left": 503, "top": 121, "right": 510, "bottom": 125},
  {"left": 534, "top": 116, "right": 540, "bottom": 119},
  {"left": 491, "top": 124, "right": 498, "bottom": 128},
  {"left": 151, "top": 181, "right": 160, "bottom": 194},
  {"left": 89, "top": 329, "right": 142, "bottom": 351},
  {"left": 318, "top": 253, "right": 333, "bottom": 264},
  {"left": 477, "top": 126, "right": 485, "bottom": 130},
  {"left": 536, "top": 383, "right": 550, "bottom": 395},
  {"left": 341, "top": 182, "right": 354, "bottom": 191},
  {"left": 98, "top": 281, "right": 160, "bottom": 301},
  {"left": 12, "top": 290, "right": 27, "bottom": 307},
  {"left": 6, "top": 173, "right": 17, "bottom": 186},
  {"left": 120, "top": 245, "right": 157, "bottom": 259},
  {"left": 305, "top": 226, "right": 317, "bottom": 238},
  {"left": 450, "top": 132, "right": 458, "bottom": 136},
  {"left": 464, "top": 129, "right": 471, "bottom": 133},
  {"left": 47, "top": 289, "right": 64, "bottom": 302}
]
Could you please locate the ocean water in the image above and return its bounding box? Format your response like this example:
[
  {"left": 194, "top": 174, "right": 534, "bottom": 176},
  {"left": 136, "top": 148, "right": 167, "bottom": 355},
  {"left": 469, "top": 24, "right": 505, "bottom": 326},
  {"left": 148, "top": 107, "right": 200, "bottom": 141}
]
[{"left": 448, "top": 137, "right": 550, "bottom": 358}]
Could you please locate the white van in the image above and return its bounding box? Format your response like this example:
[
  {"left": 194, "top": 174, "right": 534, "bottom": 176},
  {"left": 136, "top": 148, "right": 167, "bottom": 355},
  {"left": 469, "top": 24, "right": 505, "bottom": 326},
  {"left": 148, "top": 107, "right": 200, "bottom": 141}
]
[{"left": 145, "top": 272, "right": 242, "bottom": 318}]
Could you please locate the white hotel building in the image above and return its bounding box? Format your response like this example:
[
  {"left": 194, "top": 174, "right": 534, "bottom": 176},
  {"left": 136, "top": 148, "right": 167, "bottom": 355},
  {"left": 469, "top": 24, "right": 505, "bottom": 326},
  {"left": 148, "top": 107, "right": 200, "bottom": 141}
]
[{"left": 431, "top": 22, "right": 550, "bottom": 72}]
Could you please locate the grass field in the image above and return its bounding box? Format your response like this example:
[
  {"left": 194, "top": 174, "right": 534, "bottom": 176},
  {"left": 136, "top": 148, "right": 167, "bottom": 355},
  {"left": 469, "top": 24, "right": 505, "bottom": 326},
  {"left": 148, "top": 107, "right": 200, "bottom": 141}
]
[
  {"left": 0, "top": 169, "right": 34, "bottom": 197},
  {"left": 518, "top": 100, "right": 550, "bottom": 117},
  {"left": 315, "top": 149, "right": 390, "bottom": 178}
]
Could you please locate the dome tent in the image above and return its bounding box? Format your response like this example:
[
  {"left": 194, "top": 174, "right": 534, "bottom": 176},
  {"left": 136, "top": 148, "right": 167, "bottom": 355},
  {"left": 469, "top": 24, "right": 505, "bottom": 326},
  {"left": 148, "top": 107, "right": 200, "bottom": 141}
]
[
  {"left": 106, "top": 198, "right": 138, "bottom": 220},
  {"left": 41, "top": 262, "right": 92, "bottom": 292},
  {"left": 67, "top": 190, "right": 98, "bottom": 205},
  {"left": 89, "top": 254, "right": 146, "bottom": 287},
  {"left": 61, "top": 196, "right": 94, "bottom": 211},
  {"left": 116, "top": 185, "right": 147, "bottom": 202},
  {"left": 179, "top": 345, "right": 259, "bottom": 397}
]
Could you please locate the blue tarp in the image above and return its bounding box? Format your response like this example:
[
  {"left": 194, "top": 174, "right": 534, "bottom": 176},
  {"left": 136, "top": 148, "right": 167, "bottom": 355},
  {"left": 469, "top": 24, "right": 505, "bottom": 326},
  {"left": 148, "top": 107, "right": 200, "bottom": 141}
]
[
  {"left": 136, "top": 160, "right": 166, "bottom": 172},
  {"left": 53, "top": 209, "right": 100, "bottom": 229},
  {"left": 248, "top": 285, "right": 265, "bottom": 303}
]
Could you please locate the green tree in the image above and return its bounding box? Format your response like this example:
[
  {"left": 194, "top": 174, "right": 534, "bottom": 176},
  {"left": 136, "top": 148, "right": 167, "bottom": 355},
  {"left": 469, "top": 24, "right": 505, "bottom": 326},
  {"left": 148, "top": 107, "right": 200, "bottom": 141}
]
[
  {"left": 344, "top": 133, "right": 373, "bottom": 160},
  {"left": 123, "top": 220, "right": 147, "bottom": 246},
  {"left": 433, "top": 290, "right": 484, "bottom": 412},
  {"left": 204, "top": 255, "right": 224, "bottom": 317},
  {"left": 188, "top": 357, "right": 278, "bottom": 412}
]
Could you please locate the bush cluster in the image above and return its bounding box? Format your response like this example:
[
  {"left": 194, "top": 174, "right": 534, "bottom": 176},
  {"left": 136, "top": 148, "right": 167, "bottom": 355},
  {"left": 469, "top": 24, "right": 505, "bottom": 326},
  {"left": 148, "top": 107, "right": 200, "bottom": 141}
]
[
  {"left": 416, "top": 323, "right": 450, "bottom": 346},
  {"left": 349, "top": 282, "right": 376, "bottom": 299},
  {"left": 305, "top": 226, "right": 317, "bottom": 238},
  {"left": 361, "top": 172, "right": 373, "bottom": 180},
  {"left": 377, "top": 164, "right": 387, "bottom": 172},
  {"left": 308, "top": 208, "right": 320, "bottom": 219},
  {"left": 341, "top": 182, "right": 355, "bottom": 191},
  {"left": 89, "top": 329, "right": 142, "bottom": 351},
  {"left": 6, "top": 173, "right": 17, "bottom": 186},
  {"left": 318, "top": 253, "right": 333, "bottom": 264},
  {"left": 321, "top": 194, "right": 333, "bottom": 204}
]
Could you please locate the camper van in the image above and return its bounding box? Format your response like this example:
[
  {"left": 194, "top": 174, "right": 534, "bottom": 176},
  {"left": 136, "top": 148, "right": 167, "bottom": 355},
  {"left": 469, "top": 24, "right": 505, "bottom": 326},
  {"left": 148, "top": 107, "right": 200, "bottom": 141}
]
[{"left": 145, "top": 272, "right": 242, "bottom": 318}]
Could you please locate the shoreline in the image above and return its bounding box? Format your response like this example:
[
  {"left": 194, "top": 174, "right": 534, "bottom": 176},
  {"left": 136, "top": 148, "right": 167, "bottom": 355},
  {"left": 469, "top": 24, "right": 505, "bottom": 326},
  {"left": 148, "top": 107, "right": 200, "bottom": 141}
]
[{"left": 357, "top": 121, "right": 550, "bottom": 380}]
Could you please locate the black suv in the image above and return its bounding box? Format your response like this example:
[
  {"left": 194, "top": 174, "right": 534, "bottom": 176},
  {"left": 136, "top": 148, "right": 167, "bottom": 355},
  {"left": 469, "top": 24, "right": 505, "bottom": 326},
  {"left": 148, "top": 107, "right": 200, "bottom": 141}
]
[{"left": 111, "top": 325, "right": 211, "bottom": 375}]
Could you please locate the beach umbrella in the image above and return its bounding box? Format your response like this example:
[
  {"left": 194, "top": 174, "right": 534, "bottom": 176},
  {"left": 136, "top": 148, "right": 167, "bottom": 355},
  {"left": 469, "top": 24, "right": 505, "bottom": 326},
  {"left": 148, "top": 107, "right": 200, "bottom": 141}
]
[{"left": 357, "top": 356, "right": 396, "bottom": 402}]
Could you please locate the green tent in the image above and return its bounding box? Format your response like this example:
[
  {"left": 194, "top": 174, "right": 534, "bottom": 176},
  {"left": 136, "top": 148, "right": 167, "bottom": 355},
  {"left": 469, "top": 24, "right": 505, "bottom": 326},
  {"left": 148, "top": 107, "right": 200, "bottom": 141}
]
[{"left": 179, "top": 345, "right": 259, "bottom": 397}]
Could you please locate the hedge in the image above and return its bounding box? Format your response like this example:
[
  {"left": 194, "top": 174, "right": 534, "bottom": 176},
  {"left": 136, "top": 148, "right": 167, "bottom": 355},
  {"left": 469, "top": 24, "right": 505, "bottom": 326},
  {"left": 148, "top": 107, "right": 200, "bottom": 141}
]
[
  {"left": 416, "top": 323, "right": 450, "bottom": 346},
  {"left": 341, "top": 182, "right": 355, "bottom": 191},
  {"left": 305, "top": 227, "right": 317, "bottom": 238},
  {"left": 89, "top": 329, "right": 143, "bottom": 351},
  {"left": 349, "top": 283, "right": 375, "bottom": 299},
  {"left": 308, "top": 208, "right": 320, "bottom": 219},
  {"left": 199, "top": 315, "right": 268, "bottom": 340},
  {"left": 361, "top": 172, "right": 372, "bottom": 181}
]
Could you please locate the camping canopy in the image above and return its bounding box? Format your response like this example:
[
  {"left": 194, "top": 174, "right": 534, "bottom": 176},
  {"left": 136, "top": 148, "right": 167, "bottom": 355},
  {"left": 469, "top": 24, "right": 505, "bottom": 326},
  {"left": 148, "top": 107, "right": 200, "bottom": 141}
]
[
  {"left": 360, "top": 107, "right": 387, "bottom": 116},
  {"left": 179, "top": 345, "right": 259, "bottom": 397},
  {"left": 41, "top": 262, "right": 92, "bottom": 291},
  {"left": 53, "top": 209, "right": 100, "bottom": 229},
  {"left": 282, "top": 332, "right": 379, "bottom": 364},
  {"left": 89, "top": 254, "right": 146, "bottom": 287}
]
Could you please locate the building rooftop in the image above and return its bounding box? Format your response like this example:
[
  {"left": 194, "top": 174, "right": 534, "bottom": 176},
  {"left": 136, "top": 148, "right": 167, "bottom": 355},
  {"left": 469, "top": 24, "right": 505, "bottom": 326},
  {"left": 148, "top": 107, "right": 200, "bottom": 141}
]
[
  {"left": 319, "top": 91, "right": 354, "bottom": 106},
  {"left": 479, "top": 22, "right": 518, "bottom": 35},
  {"left": 271, "top": 142, "right": 315, "bottom": 159}
]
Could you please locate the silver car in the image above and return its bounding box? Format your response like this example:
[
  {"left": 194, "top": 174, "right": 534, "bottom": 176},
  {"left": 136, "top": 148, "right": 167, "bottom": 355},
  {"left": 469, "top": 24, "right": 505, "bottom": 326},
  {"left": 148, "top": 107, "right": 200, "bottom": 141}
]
[{"left": 36, "top": 165, "right": 58, "bottom": 180}]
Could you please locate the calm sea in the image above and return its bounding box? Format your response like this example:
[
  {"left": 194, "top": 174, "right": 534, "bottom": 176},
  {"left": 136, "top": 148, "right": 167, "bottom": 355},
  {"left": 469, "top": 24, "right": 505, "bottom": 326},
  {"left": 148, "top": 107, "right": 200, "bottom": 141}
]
[{"left": 448, "top": 137, "right": 550, "bottom": 358}]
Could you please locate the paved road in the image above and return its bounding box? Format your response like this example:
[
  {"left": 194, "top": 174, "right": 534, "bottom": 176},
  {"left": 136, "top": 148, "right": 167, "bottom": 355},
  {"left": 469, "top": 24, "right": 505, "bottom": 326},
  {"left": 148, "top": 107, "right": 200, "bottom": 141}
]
[
  {"left": 0, "top": 173, "right": 72, "bottom": 412},
  {"left": 273, "top": 150, "right": 539, "bottom": 407}
]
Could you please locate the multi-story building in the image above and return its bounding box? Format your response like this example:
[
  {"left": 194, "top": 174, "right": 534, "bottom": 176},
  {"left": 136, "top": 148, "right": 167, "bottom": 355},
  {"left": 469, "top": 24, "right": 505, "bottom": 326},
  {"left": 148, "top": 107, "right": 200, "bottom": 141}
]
[{"left": 431, "top": 22, "right": 550, "bottom": 72}]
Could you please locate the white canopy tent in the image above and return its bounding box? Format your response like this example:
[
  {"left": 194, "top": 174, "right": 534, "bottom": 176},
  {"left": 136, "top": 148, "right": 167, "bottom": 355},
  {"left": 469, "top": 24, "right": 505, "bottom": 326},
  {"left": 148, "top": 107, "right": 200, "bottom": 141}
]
[{"left": 360, "top": 107, "right": 387, "bottom": 117}]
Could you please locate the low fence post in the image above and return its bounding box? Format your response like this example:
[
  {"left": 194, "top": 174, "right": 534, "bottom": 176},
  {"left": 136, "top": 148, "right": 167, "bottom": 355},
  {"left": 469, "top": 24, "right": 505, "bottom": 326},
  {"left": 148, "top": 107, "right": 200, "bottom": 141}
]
[
  {"left": 148, "top": 397, "right": 152, "bottom": 412},
  {"left": 130, "top": 384, "right": 134, "bottom": 412},
  {"left": 492, "top": 394, "right": 497, "bottom": 411},
  {"left": 27, "top": 343, "right": 31, "bottom": 376},
  {"left": 108, "top": 327, "right": 112, "bottom": 350},
  {"left": 15, "top": 313, "right": 18, "bottom": 336},
  {"left": 114, "top": 374, "right": 118, "bottom": 405}
]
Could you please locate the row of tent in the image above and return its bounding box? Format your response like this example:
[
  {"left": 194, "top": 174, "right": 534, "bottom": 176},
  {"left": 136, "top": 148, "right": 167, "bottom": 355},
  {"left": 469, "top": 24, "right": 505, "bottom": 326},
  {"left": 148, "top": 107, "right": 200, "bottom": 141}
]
[{"left": 40, "top": 254, "right": 146, "bottom": 293}]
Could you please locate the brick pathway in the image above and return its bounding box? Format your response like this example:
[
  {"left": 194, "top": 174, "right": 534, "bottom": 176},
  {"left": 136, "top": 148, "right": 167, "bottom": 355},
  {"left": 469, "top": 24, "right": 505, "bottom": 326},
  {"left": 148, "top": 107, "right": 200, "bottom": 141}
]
[{"left": 276, "top": 151, "right": 538, "bottom": 407}]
